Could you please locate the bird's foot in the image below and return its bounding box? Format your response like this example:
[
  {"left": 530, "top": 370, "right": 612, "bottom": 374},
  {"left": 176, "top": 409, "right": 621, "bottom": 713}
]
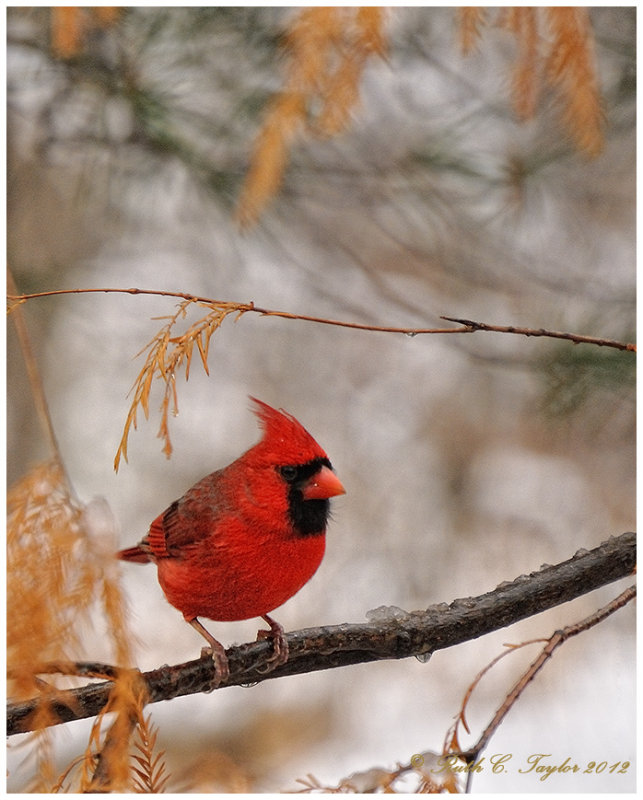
[
  {"left": 199, "top": 645, "right": 230, "bottom": 690},
  {"left": 255, "top": 614, "right": 289, "bottom": 672},
  {"left": 187, "top": 617, "right": 229, "bottom": 689}
]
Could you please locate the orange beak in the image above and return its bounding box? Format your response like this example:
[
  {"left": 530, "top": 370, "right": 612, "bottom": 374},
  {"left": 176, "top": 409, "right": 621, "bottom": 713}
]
[{"left": 302, "top": 465, "right": 346, "bottom": 500}]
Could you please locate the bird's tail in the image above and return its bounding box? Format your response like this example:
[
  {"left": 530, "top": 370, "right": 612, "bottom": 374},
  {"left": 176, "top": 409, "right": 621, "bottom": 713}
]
[{"left": 117, "top": 545, "right": 152, "bottom": 564}]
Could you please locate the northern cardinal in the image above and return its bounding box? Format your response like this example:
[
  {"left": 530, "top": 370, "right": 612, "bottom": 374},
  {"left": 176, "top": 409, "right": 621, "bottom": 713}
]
[{"left": 117, "top": 398, "right": 345, "bottom": 685}]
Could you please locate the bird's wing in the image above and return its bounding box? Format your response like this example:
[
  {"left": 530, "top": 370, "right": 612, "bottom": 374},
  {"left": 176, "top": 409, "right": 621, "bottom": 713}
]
[{"left": 146, "top": 469, "right": 229, "bottom": 558}]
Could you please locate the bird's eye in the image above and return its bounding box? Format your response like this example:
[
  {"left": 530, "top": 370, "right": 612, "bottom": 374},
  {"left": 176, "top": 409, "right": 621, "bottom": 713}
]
[{"left": 279, "top": 465, "right": 298, "bottom": 483}]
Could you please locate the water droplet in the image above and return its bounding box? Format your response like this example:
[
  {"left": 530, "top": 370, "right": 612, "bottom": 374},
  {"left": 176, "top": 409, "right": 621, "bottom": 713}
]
[
  {"left": 415, "top": 651, "right": 432, "bottom": 664},
  {"left": 240, "top": 681, "right": 259, "bottom": 688},
  {"left": 405, "top": 331, "right": 417, "bottom": 338}
]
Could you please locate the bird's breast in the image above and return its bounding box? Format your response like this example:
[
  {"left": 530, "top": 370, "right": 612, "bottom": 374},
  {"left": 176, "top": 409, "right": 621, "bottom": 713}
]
[{"left": 156, "top": 525, "right": 325, "bottom": 622}]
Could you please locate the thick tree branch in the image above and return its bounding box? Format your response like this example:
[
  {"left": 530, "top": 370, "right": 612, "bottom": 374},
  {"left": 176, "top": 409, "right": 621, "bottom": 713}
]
[{"left": 7, "top": 531, "right": 635, "bottom": 736}]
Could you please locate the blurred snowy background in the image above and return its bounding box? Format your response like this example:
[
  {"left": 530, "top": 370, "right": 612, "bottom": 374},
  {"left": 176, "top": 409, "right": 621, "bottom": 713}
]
[{"left": 7, "top": 7, "right": 635, "bottom": 793}]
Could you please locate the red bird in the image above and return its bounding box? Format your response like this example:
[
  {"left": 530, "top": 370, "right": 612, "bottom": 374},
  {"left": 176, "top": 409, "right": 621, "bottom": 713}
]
[{"left": 117, "top": 398, "right": 345, "bottom": 685}]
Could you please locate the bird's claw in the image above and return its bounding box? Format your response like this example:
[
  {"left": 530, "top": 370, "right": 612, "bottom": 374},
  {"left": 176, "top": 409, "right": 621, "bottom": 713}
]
[
  {"left": 199, "top": 645, "right": 230, "bottom": 691},
  {"left": 255, "top": 614, "right": 289, "bottom": 673},
  {"left": 188, "top": 617, "right": 229, "bottom": 690}
]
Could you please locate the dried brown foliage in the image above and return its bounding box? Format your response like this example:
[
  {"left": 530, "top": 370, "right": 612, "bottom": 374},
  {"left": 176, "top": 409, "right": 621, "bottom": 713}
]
[
  {"left": 130, "top": 714, "right": 170, "bottom": 793},
  {"left": 83, "top": 669, "right": 148, "bottom": 792},
  {"left": 7, "top": 460, "right": 132, "bottom": 692},
  {"left": 502, "top": 8, "right": 541, "bottom": 121},
  {"left": 236, "top": 7, "right": 388, "bottom": 226},
  {"left": 543, "top": 8, "right": 605, "bottom": 157},
  {"left": 50, "top": 7, "right": 121, "bottom": 59},
  {"left": 30, "top": 668, "right": 162, "bottom": 792},
  {"left": 237, "top": 6, "right": 604, "bottom": 227},
  {"left": 460, "top": 7, "right": 604, "bottom": 156},
  {"left": 115, "top": 299, "right": 250, "bottom": 470},
  {"left": 457, "top": 7, "right": 488, "bottom": 55},
  {"left": 7, "top": 458, "right": 138, "bottom": 789}
]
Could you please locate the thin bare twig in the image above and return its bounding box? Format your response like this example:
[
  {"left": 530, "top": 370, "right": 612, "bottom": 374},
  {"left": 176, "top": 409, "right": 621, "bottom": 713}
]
[
  {"left": 7, "top": 272, "right": 67, "bottom": 472},
  {"left": 6, "top": 287, "right": 636, "bottom": 349},
  {"left": 461, "top": 584, "right": 636, "bottom": 763},
  {"left": 8, "top": 286, "right": 635, "bottom": 470},
  {"left": 454, "top": 584, "right": 636, "bottom": 792},
  {"left": 443, "top": 636, "right": 549, "bottom": 750},
  {"left": 441, "top": 316, "right": 635, "bottom": 352}
]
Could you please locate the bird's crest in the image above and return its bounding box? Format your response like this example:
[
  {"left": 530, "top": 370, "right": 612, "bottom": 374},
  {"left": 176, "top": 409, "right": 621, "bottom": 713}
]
[{"left": 249, "top": 397, "right": 328, "bottom": 465}]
